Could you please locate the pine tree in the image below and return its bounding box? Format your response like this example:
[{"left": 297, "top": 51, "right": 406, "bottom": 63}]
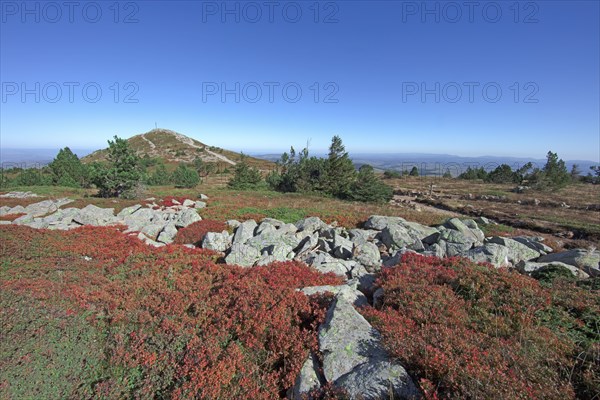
[
  {"left": 325, "top": 135, "right": 356, "bottom": 198},
  {"left": 409, "top": 166, "right": 419, "bottom": 177},
  {"left": 148, "top": 163, "right": 171, "bottom": 186},
  {"left": 228, "top": 153, "right": 263, "bottom": 189},
  {"left": 48, "top": 147, "right": 88, "bottom": 187},
  {"left": 350, "top": 164, "right": 393, "bottom": 203},
  {"left": 91, "top": 136, "right": 142, "bottom": 197},
  {"left": 541, "top": 151, "right": 570, "bottom": 189},
  {"left": 172, "top": 163, "right": 200, "bottom": 188}
]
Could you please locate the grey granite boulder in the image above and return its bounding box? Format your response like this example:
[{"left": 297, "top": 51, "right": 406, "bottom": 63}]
[
  {"left": 318, "top": 296, "right": 419, "bottom": 399},
  {"left": 466, "top": 244, "right": 510, "bottom": 268},
  {"left": 175, "top": 209, "right": 201, "bottom": 228},
  {"left": 538, "top": 249, "right": 600, "bottom": 277},
  {"left": 202, "top": 231, "right": 231, "bottom": 252},
  {"left": 295, "top": 216, "right": 328, "bottom": 233},
  {"left": 486, "top": 237, "right": 541, "bottom": 264},
  {"left": 225, "top": 243, "right": 261, "bottom": 267},
  {"left": 287, "top": 352, "right": 322, "bottom": 399},
  {"left": 516, "top": 261, "right": 589, "bottom": 278},
  {"left": 232, "top": 219, "right": 257, "bottom": 246}
]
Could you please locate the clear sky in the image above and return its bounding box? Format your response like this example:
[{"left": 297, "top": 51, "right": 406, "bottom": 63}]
[{"left": 1, "top": 0, "right": 599, "bottom": 161}]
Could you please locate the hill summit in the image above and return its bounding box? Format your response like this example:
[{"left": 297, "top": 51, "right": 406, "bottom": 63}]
[{"left": 82, "top": 129, "right": 271, "bottom": 169}]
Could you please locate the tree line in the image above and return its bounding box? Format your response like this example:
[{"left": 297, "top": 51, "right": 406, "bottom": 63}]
[
  {"left": 456, "top": 151, "right": 599, "bottom": 189},
  {"left": 228, "top": 135, "right": 394, "bottom": 203}
]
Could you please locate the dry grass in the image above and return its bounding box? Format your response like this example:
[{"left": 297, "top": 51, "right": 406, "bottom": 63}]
[{"left": 387, "top": 176, "right": 600, "bottom": 244}]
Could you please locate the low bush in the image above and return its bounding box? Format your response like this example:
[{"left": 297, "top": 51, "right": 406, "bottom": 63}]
[
  {"left": 362, "top": 253, "right": 600, "bottom": 400},
  {"left": 0, "top": 225, "right": 343, "bottom": 399},
  {"left": 173, "top": 219, "right": 228, "bottom": 245}
]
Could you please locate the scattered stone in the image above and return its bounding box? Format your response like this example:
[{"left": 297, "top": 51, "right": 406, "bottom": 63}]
[
  {"left": 466, "top": 244, "right": 510, "bottom": 268},
  {"left": 225, "top": 243, "right": 261, "bottom": 267},
  {"left": 157, "top": 223, "right": 178, "bottom": 244},
  {"left": 232, "top": 220, "right": 258, "bottom": 246},
  {"left": 318, "top": 295, "right": 419, "bottom": 399},
  {"left": 538, "top": 249, "right": 600, "bottom": 277},
  {"left": 0, "top": 191, "right": 39, "bottom": 198},
  {"left": 295, "top": 216, "right": 328, "bottom": 233},
  {"left": 202, "top": 231, "right": 231, "bottom": 252},
  {"left": 486, "top": 237, "right": 541, "bottom": 264},
  {"left": 516, "top": 261, "right": 589, "bottom": 279},
  {"left": 175, "top": 209, "right": 201, "bottom": 228},
  {"left": 287, "top": 352, "right": 322, "bottom": 399}
]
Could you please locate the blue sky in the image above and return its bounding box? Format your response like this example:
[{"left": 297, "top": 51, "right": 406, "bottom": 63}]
[{"left": 1, "top": 0, "right": 599, "bottom": 161}]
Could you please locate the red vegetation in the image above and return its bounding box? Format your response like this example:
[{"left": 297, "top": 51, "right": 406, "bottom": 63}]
[
  {"left": 362, "top": 253, "right": 599, "bottom": 399},
  {"left": 0, "top": 213, "right": 26, "bottom": 221},
  {"left": 0, "top": 225, "right": 343, "bottom": 399},
  {"left": 160, "top": 196, "right": 191, "bottom": 207},
  {"left": 173, "top": 219, "right": 228, "bottom": 245}
]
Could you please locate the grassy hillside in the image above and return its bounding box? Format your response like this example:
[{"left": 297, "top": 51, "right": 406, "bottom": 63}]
[{"left": 82, "top": 129, "right": 274, "bottom": 171}]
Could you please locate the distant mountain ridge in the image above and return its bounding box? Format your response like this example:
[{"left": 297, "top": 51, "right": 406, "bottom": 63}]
[{"left": 251, "top": 152, "right": 598, "bottom": 176}]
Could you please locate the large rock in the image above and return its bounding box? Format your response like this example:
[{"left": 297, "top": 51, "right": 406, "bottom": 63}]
[
  {"left": 232, "top": 220, "right": 257, "bottom": 246},
  {"left": 295, "top": 216, "right": 328, "bottom": 233},
  {"left": 255, "top": 221, "right": 276, "bottom": 236},
  {"left": 353, "top": 241, "right": 381, "bottom": 269},
  {"left": 305, "top": 252, "right": 354, "bottom": 277},
  {"left": 141, "top": 224, "right": 165, "bottom": 240},
  {"left": 319, "top": 297, "right": 387, "bottom": 382},
  {"left": 516, "top": 261, "right": 589, "bottom": 279},
  {"left": 427, "top": 229, "right": 477, "bottom": 257},
  {"left": 287, "top": 352, "right": 322, "bottom": 399},
  {"left": 380, "top": 224, "right": 415, "bottom": 250},
  {"left": 24, "top": 199, "right": 72, "bottom": 217},
  {"left": 73, "top": 204, "right": 117, "bottom": 226},
  {"left": 294, "top": 232, "right": 319, "bottom": 258},
  {"left": 202, "top": 231, "right": 231, "bottom": 252},
  {"left": 246, "top": 231, "right": 301, "bottom": 254},
  {"left": 123, "top": 208, "right": 158, "bottom": 230},
  {"left": 335, "top": 360, "right": 420, "bottom": 400},
  {"left": 486, "top": 237, "right": 541, "bottom": 264},
  {"left": 332, "top": 232, "right": 354, "bottom": 259},
  {"left": 261, "top": 217, "right": 285, "bottom": 228},
  {"left": 225, "top": 243, "right": 261, "bottom": 267},
  {"left": 4, "top": 205, "right": 26, "bottom": 215},
  {"left": 318, "top": 296, "right": 419, "bottom": 399},
  {"left": 157, "top": 223, "right": 178, "bottom": 244},
  {"left": 466, "top": 244, "right": 510, "bottom": 268},
  {"left": 301, "top": 282, "right": 368, "bottom": 307},
  {"left": 443, "top": 218, "right": 484, "bottom": 245},
  {"left": 363, "top": 215, "right": 405, "bottom": 231},
  {"left": 349, "top": 229, "right": 379, "bottom": 244},
  {"left": 512, "top": 236, "right": 554, "bottom": 254},
  {"left": 538, "top": 249, "right": 600, "bottom": 277},
  {"left": 175, "top": 209, "right": 201, "bottom": 228},
  {"left": 116, "top": 204, "right": 143, "bottom": 218}
]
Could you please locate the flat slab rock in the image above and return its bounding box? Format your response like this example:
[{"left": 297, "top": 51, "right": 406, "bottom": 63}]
[{"left": 317, "top": 294, "right": 419, "bottom": 399}]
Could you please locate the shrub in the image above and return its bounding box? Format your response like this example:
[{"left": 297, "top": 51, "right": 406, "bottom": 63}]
[
  {"left": 147, "top": 163, "right": 171, "bottom": 186},
  {"left": 90, "top": 136, "right": 142, "bottom": 198},
  {"left": 48, "top": 147, "right": 89, "bottom": 187},
  {"left": 172, "top": 163, "right": 201, "bottom": 188},
  {"left": 350, "top": 164, "right": 393, "bottom": 203},
  {"left": 0, "top": 225, "right": 343, "bottom": 399},
  {"left": 228, "top": 154, "right": 263, "bottom": 190},
  {"left": 173, "top": 219, "right": 228, "bottom": 245},
  {"left": 362, "top": 253, "right": 599, "bottom": 399},
  {"left": 383, "top": 170, "right": 401, "bottom": 179}
]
